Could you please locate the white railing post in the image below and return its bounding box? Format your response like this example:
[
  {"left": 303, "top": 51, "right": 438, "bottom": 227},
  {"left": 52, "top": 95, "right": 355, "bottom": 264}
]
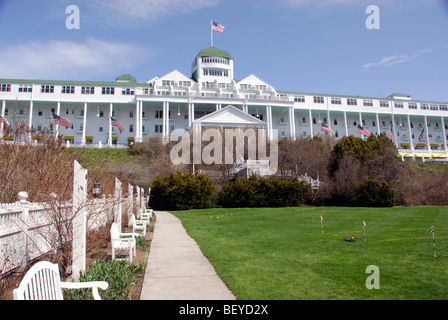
[
  {"left": 18, "top": 192, "right": 30, "bottom": 269},
  {"left": 72, "top": 160, "right": 88, "bottom": 278},
  {"left": 114, "top": 178, "right": 122, "bottom": 229}
]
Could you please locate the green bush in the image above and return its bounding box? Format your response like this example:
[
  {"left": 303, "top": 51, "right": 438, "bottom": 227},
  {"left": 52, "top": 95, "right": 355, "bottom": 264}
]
[
  {"left": 218, "top": 175, "right": 311, "bottom": 208},
  {"left": 150, "top": 172, "right": 215, "bottom": 210},
  {"left": 356, "top": 177, "right": 395, "bottom": 207},
  {"left": 64, "top": 260, "right": 145, "bottom": 300}
]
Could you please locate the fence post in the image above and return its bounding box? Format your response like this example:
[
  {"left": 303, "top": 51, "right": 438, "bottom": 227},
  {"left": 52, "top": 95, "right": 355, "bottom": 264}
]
[
  {"left": 115, "top": 178, "right": 122, "bottom": 229},
  {"left": 72, "top": 160, "right": 88, "bottom": 278},
  {"left": 18, "top": 192, "right": 30, "bottom": 269},
  {"left": 128, "top": 184, "right": 133, "bottom": 221}
]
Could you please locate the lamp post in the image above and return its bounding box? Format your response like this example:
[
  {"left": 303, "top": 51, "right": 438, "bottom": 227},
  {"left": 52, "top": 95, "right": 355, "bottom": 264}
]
[{"left": 93, "top": 179, "right": 101, "bottom": 198}]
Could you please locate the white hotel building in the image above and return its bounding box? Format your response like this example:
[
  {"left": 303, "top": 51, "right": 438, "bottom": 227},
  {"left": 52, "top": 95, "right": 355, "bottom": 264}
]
[{"left": 0, "top": 46, "right": 447, "bottom": 159}]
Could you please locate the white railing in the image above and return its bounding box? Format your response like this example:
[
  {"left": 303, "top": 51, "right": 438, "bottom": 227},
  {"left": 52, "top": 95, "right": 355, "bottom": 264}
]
[{"left": 0, "top": 180, "right": 148, "bottom": 276}]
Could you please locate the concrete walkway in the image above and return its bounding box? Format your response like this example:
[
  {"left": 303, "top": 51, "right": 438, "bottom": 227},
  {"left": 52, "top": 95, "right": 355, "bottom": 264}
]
[{"left": 140, "top": 211, "right": 236, "bottom": 300}]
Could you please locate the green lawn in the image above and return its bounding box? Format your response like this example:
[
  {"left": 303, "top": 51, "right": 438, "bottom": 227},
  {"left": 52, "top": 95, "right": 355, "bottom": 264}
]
[{"left": 172, "top": 206, "right": 448, "bottom": 300}]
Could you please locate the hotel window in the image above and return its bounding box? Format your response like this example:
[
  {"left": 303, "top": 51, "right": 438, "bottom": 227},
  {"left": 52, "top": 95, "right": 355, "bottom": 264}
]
[
  {"left": 41, "top": 85, "right": 54, "bottom": 93},
  {"left": 278, "top": 94, "right": 288, "bottom": 101},
  {"left": 256, "top": 85, "right": 267, "bottom": 90},
  {"left": 122, "top": 88, "right": 135, "bottom": 95},
  {"left": 179, "top": 81, "right": 191, "bottom": 87},
  {"left": 313, "top": 118, "right": 317, "bottom": 124},
  {"left": 129, "top": 110, "right": 134, "bottom": 118},
  {"left": 62, "top": 86, "right": 75, "bottom": 94},
  {"left": 218, "top": 83, "right": 230, "bottom": 89},
  {"left": 420, "top": 103, "right": 429, "bottom": 110},
  {"left": 440, "top": 104, "right": 448, "bottom": 111},
  {"left": 142, "top": 126, "right": 146, "bottom": 133},
  {"left": 314, "top": 96, "right": 324, "bottom": 104},
  {"left": 38, "top": 111, "right": 43, "bottom": 116},
  {"left": 203, "top": 69, "right": 228, "bottom": 77},
  {"left": 18, "top": 84, "right": 32, "bottom": 93},
  {"left": 240, "top": 84, "right": 251, "bottom": 90},
  {"left": 129, "top": 124, "right": 134, "bottom": 133},
  {"left": 302, "top": 117, "right": 306, "bottom": 124},
  {"left": 1, "top": 84, "right": 11, "bottom": 92},
  {"left": 334, "top": 119, "right": 338, "bottom": 125},
  {"left": 408, "top": 102, "right": 418, "bottom": 109},
  {"left": 347, "top": 98, "right": 357, "bottom": 106},
  {"left": 372, "top": 121, "right": 376, "bottom": 127},
  {"left": 331, "top": 97, "right": 341, "bottom": 105},
  {"left": 162, "top": 80, "right": 174, "bottom": 87},
  {"left": 380, "top": 101, "right": 389, "bottom": 108},
  {"left": 155, "top": 110, "right": 163, "bottom": 119},
  {"left": 102, "top": 87, "right": 115, "bottom": 95},
  {"left": 155, "top": 124, "right": 163, "bottom": 133},
  {"left": 394, "top": 102, "right": 404, "bottom": 108},
  {"left": 430, "top": 104, "right": 439, "bottom": 111},
  {"left": 81, "top": 86, "right": 95, "bottom": 94},
  {"left": 363, "top": 100, "right": 373, "bottom": 107},
  {"left": 99, "top": 126, "right": 103, "bottom": 132},
  {"left": 294, "top": 95, "right": 305, "bottom": 103}
]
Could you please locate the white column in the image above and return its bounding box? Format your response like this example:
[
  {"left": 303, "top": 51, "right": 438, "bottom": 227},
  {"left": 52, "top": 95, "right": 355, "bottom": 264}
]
[
  {"left": 28, "top": 100, "right": 33, "bottom": 141},
  {"left": 390, "top": 114, "right": 396, "bottom": 147},
  {"left": 81, "top": 103, "right": 87, "bottom": 145},
  {"left": 267, "top": 105, "right": 273, "bottom": 140},
  {"left": 1, "top": 100, "right": 5, "bottom": 138},
  {"left": 289, "top": 107, "right": 296, "bottom": 140},
  {"left": 344, "top": 111, "right": 349, "bottom": 137},
  {"left": 407, "top": 115, "right": 414, "bottom": 152},
  {"left": 376, "top": 113, "right": 380, "bottom": 136},
  {"left": 441, "top": 117, "right": 447, "bottom": 152},
  {"left": 140, "top": 101, "right": 144, "bottom": 141},
  {"left": 424, "top": 116, "right": 431, "bottom": 154},
  {"left": 188, "top": 102, "right": 195, "bottom": 128},
  {"left": 135, "top": 100, "right": 140, "bottom": 142},
  {"left": 109, "top": 103, "right": 113, "bottom": 147},
  {"left": 55, "top": 102, "right": 61, "bottom": 138},
  {"left": 309, "top": 109, "right": 314, "bottom": 138}
]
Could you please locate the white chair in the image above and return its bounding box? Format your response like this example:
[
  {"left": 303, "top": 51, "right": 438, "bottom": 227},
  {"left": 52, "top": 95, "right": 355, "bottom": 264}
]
[
  {"left": 141, "top": 209, "right": 153, "bottom": 224},
  {"left": 14, "top": 261, "right": 108, "bottom": 300},
  {"left": 110, "top": 222, "right": 137, "bottom": 262},
  {"left": 129, "top": 214, "right": 146, "bottom": 237}
]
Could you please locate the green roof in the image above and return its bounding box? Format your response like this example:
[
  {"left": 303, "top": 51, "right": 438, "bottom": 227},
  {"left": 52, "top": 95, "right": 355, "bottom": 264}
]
[
  {"left": 116, "top": 74, "right": 137, "bottom": 83},
  {"left": 196, "top": 47, "right": 233, "bottom": 59}
]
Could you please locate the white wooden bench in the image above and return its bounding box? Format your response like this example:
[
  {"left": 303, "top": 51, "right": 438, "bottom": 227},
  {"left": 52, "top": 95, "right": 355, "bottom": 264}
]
[
  {"left": 110, "top": 222, "right": 137, "bottom": 262},
  {"left": 14, "top": 261, "right": 108, "bottom": 300}
]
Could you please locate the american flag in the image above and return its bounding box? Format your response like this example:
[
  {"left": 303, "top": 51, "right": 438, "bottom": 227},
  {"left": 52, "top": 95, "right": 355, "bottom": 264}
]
[
  {"left": 52, "top": 113, "right": 72, "bottom": 128},
  {"left": 0, "top": 114, "right": 9, "bottom": 126},
  {"left": 356, "top": 124, "right": 371, "bottom": 137},
  {"left": 321, "top": 123, "right": 335, "bottom": 135},
  {"left": 212, "top": 21, "right": 225, "bottom": 33},
  {"left": 418, "top": 128, "right": 425, "bottom": 142},
  {"left": 111, "top": 117, "right": 125, "bottom": 134},
  {"left": 389, "top": 126, "right": 395, "bottom": 142}
]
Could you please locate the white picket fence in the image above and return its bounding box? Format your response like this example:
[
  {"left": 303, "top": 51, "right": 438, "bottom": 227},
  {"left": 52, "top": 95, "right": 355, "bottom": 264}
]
[{"left": 0, "top": 162, "right": 148, "bottom": 276}]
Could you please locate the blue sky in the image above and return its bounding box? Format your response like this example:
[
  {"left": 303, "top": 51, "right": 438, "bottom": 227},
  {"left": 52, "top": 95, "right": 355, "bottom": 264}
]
[{"left": 0, "top": 0, "right": 447, "bottom": 101}]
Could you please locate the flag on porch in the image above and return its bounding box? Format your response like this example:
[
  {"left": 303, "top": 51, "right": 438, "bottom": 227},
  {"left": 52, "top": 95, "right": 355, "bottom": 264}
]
[
  {"left": 321, "top": 123, "right": 335, "bottom": 135},
  {"left": 356, "top": 124, "right": 371, "bottom": 137},
  {"left": 418, "top": 128, "right": 425, "bottom": 142},
  {"left": 389, "top": 125, "right": 395, "bottom": 142},
  {"left": 111, "top": 117, "right": 125, "bottom": 134},
  {"left": 0, "top": 114, "right": 9, "bottom": 126},
  {"left": 52, "top": 113, "right": 72, "bottom": 128}
]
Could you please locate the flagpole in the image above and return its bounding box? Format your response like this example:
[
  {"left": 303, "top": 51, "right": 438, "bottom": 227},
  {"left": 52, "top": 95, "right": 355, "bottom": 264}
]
[
  {"left": 433, "top": 227, "right": 437, "bottom": 258},
  {"left": 211, "top": 20, "right": 213, "bottom": 47}
]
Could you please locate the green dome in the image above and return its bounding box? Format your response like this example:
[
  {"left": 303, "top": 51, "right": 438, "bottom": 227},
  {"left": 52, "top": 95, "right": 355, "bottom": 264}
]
[{"left": 197, "top": 47, "right": 233, "bottom": 60}]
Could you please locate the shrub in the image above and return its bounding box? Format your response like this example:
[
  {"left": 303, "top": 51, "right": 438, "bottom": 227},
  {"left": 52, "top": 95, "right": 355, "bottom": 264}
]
[
  {"left": 217, "top": 175, "right": 311, "bottom": 208},
  {"left": 356, "top": 177, "right": 395, "bottom": 207},
  {"left": 150, "top": 172, "right": 215, "bottom": 210}
]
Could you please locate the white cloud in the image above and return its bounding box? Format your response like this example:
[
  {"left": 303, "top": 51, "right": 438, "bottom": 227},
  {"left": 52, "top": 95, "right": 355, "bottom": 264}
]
[
  {"left": 0, "top": 39, "right": 149, "bottom": 80},
  {"left": 362, "top": 48, "right": 433, "bottom": 70},
  {"left": 81, "top": 0, "right": 219, "bottom": 27}
]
